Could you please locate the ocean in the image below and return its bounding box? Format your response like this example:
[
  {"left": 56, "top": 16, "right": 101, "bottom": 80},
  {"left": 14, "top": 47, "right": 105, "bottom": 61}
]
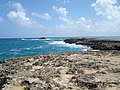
[
  {"left": 0, "top": 36, "right": 120, "bottom": 61},
  {"left": 0, "top": 37, "right": 90, "bottom": 61}
]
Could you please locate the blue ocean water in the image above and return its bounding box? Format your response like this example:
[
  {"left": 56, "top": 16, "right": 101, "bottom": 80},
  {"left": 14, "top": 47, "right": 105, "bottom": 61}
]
[
  {"left": 0, "top": 37, "right": 89, "bottom": 61},
  {"left": 0, "top": 36, "right": 120, "bottom": 61}
]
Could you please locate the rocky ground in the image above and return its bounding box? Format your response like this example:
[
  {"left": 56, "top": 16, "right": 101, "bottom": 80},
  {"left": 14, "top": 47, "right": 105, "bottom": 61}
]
[
  {"left": 0, "top": 51, "right": 120, "bottom": 90},
  {"left": 64, "top": 38, "right": 120, "bottom": 50}
]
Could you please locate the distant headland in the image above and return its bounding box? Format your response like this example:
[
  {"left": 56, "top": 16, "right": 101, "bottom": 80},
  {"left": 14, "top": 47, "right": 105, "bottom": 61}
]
[{"left": 64, "top": 38, "right": 120, "bottom": 50}]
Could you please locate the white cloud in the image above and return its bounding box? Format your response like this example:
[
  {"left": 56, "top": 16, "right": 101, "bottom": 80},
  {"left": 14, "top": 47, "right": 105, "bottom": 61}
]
[
  {"left": 52, "top": 5, "right": 97, "bottom": 35},
  {"left": 32, "top": 12, "right": 52, "bottom": 20},
  {"left": 7, "top": 2, "right": 45, "bottom": 29},
  {"left": 91, "top": 0, "right": 120, "bottom": 33},
  {"left": 5, "top": 0, "right": 120, "bottom": 36},
  {"left": 7, "top": 1, "right": 24, "bottom": 12},
  {"left": 53, "top": 0, "right": 120, "bottom": 36},
  {"left": 53, "top": 6, "right": 68, "bottom": 17},
  {"left": 55, "top": 17, "right": 96, "bottom": 35},
  {"left": 52, "top": 5, "right": 96, "bottom": 35},
  {"left": 92, "top": 0, "right": 120, "bottom": 21},
  {"left": 0, "top": 17, "right": 3, "bottom": 22},
  {"left": 53, "top": 6, "right": 70, "bottom": 22}
]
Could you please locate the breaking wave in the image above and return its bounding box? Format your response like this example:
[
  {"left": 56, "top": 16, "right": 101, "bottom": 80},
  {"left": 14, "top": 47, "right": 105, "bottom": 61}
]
[{"left": 49, "top": 41, "right": 89, "bottom": 49}]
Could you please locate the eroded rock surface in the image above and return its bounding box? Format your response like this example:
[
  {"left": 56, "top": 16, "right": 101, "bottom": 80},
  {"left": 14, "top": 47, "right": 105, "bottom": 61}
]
[
  {"left": 64, "top": 38, "right": 120, "bottom": 50},
  {"left": 0, "top": 51, "right": 120, "bottom": 90}
]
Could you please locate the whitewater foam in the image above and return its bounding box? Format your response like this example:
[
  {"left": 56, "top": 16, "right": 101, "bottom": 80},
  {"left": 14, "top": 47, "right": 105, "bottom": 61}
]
[
  {"left": 20, "top": 46, "right": 42, "bottom": 51},
  {"left": 25, "top": 48, "right": 31, "bottom": 50},
  {"left": 82, "top": 49, "right": 89, "bottom": 51},
  {"left": 21, "top": 38, "right": 25, "bottom": 40},
  {"left": 21, "top": 39, "right": 40, "bottom": 41},
  {"left": 32, "top": 46, "right": 42, "bottom": 49},
  {"left": 10, "top": 49, "right": 21, "bottom": 52},
  {"left": 49, "top": 41, "right": 89, "bottom": 49},
  {"left": 49, "top": 41, "right": 65, "bottom": 45}
]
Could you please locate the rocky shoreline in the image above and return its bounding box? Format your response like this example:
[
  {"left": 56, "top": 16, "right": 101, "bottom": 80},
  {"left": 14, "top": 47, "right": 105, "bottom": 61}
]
[
  {"left": 0, "top": 50, "right": 120, "bottom": 90},
  {"left": 64, "top": 38, "right": 120, "bottom": 50}
]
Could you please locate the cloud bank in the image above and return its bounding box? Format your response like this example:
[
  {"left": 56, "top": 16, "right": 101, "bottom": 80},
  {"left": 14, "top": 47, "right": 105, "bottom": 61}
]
[
  {"left": 53, "top": 0, "right": 120, "bottom": 36},
  {"left": 7, "top": 1, "right": 45, "bottom": 29}
]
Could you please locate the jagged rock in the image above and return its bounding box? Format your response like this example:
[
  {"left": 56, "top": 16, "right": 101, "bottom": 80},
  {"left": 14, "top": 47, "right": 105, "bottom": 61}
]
[
  {"left": 64, "top": 38, "right": 120, "bottom": 50},
  {"left": 0, "top": 51, "right": 120, "bottom": 90}
]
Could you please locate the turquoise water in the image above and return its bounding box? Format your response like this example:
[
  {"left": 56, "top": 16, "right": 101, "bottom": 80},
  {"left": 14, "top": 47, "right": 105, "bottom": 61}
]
[
  {"left": 0, "top": 36, "right": 120, "bottom": 61},
  {"left": 0, "top": 37, "right": 89, "bottom": 61}
]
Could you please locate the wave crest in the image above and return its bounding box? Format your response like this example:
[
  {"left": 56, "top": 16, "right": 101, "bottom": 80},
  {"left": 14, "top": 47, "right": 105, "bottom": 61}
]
[{"left": 49, "top": 41, "right": 89, "bottom": 49}]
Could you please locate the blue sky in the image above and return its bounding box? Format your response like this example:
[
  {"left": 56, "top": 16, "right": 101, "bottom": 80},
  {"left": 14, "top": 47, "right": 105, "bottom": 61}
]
[{"left": 0, "top": 0, "right": 120, "bottom": 38}]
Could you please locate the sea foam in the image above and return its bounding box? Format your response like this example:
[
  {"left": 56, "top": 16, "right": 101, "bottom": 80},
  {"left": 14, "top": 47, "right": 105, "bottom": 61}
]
[
  {"left": 49, "top": 41, "right": 88, "bottom": 49},
  {"left": 21, "top": 39, "right": 40, "bottom": 41}
]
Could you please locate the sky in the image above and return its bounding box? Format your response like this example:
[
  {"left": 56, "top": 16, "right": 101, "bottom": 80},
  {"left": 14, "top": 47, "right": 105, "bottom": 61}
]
[{"left": 0, "top": 0, "right": 120, "bottom": 38}]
